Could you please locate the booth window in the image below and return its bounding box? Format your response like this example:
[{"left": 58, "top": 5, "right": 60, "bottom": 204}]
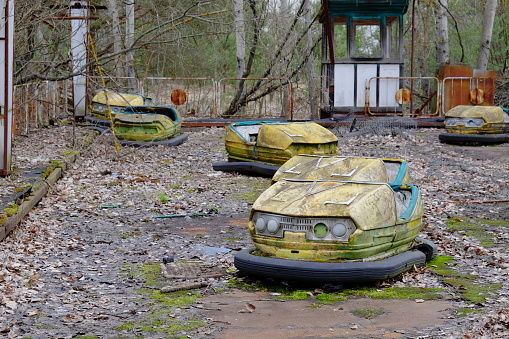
[
  {"left": 333, "top": 16, "right": 348, "bottom": 59},
  {"left": 352, "top": 19, "right": 382, "bottom": 58}
]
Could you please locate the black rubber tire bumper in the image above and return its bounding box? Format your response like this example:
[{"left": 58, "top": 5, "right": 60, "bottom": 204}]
[
  {"left": 117, "top": 133, "right": 188, "bottom": 147},
  {"left": 234, "top": 248, "right": 426, "bottom": 283},
  {"left": 212, "top": 161, "right": 280, "bottom": 178},
  {"left": 413, "top": 237, "right": 438, "bottom": 262},
  {"left": 84, "top": 116, "right": 112, "bottom": 127},
  {"left": 439, "top": 132, "right": 509, "bottom": 145}
]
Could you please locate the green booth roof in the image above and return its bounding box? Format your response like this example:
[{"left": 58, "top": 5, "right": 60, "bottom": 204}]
[{"left": 324, "top": 0, "right": 410, "bottom": 16}]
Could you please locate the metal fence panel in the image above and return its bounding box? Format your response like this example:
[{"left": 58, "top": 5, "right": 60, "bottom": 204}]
[
  {"left": 142, "top": 77, "right": 216, "bottom": 118},
  {"left": 217, "top": 78, "right": 292, "bottom": 120},
  {"left": 13, "top": 81, "right": 72, "bottom": 135},
  {"left": 366, "top": 77, "right": 440, "bottom": 116}
]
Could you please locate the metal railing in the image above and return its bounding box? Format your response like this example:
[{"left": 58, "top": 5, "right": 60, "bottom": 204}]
[
  {"left": 217, "top": 78, "right": 293, "bottom": 120},
  {"left": 142, "top": 77, "right": 217, "bottom": 118},
  {"left": 13, "top": 80, "right": 73, "bottom": 135},
  {"left": 365, "top": 76, "right": 440, "bottom": 116}
]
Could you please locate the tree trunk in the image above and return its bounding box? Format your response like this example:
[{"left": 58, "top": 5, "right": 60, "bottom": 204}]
[
  {"left": 108, "top": 0, "right": 124, "bottom": 79},
  {"left": 234, "top": 0, "right": 246, "bottom": 114},
  {"left": 476, "top": 0, "right": 497, "bottom": 70},
  {"left": 304, "top": 0, "right": 318, "bottom": 120},
  {"left": 125, "top": 0, "right": 136, "bottom": 91},
  {"left": 434, "top": 0, "right": 449, "bottom": 65},
  {"left": 280, "top": 0, "right": 290, "bottom": 117}
]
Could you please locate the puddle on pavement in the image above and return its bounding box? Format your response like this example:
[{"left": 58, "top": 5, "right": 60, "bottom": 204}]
[{"left": 140, "top": 213, "right": 250, "bottom": 235}]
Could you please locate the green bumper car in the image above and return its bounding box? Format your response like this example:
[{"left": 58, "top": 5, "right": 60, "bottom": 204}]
[{"left": 234, "top": 180, "right": 436, "bottom": 283}]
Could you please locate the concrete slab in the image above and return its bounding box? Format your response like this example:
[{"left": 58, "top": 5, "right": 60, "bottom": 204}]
[{"left": 199, "top": 289, "right": 454, "bottom": 338}]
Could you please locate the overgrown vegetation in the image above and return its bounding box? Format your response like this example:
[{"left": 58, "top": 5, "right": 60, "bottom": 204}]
[
  {"left": 117, "top": 262, "right": 208, "bottom": 338},
  {"left": 447, "top": 217, "right": 507, "bottom": 247},
  {"left": 428, "top": 256, "right": 501, "bottom": 306}
]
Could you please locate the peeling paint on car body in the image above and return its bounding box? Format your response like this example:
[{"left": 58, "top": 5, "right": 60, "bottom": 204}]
[
  {"left": 444, "top": 105, "right": 509, "bottom": 135},
  {"left": 225, "top": 121, "right": 338, "bottom": 165},
  {"left": 90, "top": 90, "right": 154, "bottom": 121},
  {"left": 272, "top": 155, "right": 412, "bottom": 185},
  {"left": 113, "top": 106, "right": 182, "bottom": 142},
  {"left": 249, "top": 180, "right": 423, "bottom": 261}
]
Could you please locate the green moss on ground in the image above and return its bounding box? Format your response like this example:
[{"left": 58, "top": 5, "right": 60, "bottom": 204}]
[
  {"left": 116, "top": 262, "right": 208, "bottom": 338},
  {"left": 446, "top": 217, "right": 508, "bottom": 247},
  {"left": 428, "top": 255, "right": 501, "bottom": 304}
]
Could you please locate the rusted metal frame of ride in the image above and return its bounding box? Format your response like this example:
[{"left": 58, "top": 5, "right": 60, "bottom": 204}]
[
  {"left": 217, "top": 78, "right": 293, "bottom": 121},
  {"left": 442, "top": 76, "right": 505, "bottom": 111},
  {"left": 364, "top": 76, "right": 440, "bottom": 116}
]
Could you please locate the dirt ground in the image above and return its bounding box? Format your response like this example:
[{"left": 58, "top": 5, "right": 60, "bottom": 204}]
[{"left": 0, "top": 123, "right": 508, "bottom": 338}]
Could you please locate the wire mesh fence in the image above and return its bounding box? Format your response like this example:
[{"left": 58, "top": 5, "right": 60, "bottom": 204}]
[{"left": 329, "top": 116, "right": 419, "bottom": 138}]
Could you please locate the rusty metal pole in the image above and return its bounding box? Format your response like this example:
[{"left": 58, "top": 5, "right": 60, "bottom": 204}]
[
  {"left": 410, "top": 0, "right": 416, "bottom": 116},
  {"left": 0, "top": 0, "right": 14, "bottom": 176}
]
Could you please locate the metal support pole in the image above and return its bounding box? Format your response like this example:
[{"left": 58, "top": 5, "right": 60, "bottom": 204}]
[
  {"left": 70, "top": 1, "right": 89, "bottom": 118},
  {"left": 0, "top": 0, "right": 14, "bottom": 176}
]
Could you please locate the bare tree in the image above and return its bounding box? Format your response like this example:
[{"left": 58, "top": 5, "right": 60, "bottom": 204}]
[
  {"left": 476, "top": 0, "right": 497, "bottom": 70},
  {"left": 234, "top": 0, "right": 246, "bottom": 80},
  {"left": 434, "top": 0, "right": 450, "bottom": 65},
  {"left": 13, "top": 1, "right": 229, "bottom": 85},
  {"left": 304, "top": 0, "right": 317, "bottom": 119},
  {"left": 224, "top": 0, "right": 320, "bottom": 116},
  {"left": 107, "top": 0, "right": 124, "bottom": 78}
]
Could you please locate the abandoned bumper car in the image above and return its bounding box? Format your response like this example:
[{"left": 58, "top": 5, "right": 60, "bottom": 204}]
[
  {"left": 112, "top": 105, "right": 188, "bottom": 147},
  {"left": 439, "top": 105, "right": 509, "bottom": 144},
  {"left": 213, "top": 121, "right": 339, "bottom": 177},
  {"left": 86, "top": 90, "right": 154, "bottom": 126},
  {"left": 234, "top": 155, "right": 436, "bottom": 283}
]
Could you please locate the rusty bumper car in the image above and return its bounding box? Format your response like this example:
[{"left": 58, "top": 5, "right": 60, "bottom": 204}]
[
  {"left": 234, "top": 179, "right": 436, "bottom": 283},
  {"left": 112, "top": 106, "right": 188, "bottom": 147},
  {"left": 439, "top": 105, "right": 509, "bottom": 144},
  {"left": 85, "top": 90, "right": 154, "bottom": 127},
  {"left": 213, "top": 121, "right": 338, "bottom": 177}
]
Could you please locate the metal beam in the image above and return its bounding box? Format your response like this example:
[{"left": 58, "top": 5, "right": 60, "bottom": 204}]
[{"left": 0, "top": 0, "right": 14, "bottom": 176}]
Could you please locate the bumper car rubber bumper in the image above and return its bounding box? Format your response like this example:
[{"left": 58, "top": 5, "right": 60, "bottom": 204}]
[
  {"left": 212, "top": 161, "right": 279, "bottom": 178},
  {"left": 116, "top": 133, "right": 188, "bottom": 147},
  {"left": 439, "top": 132, "right": 509, "bottom": 145},
  {"left": 234, "top": 237, "right": 436, "bottom": 283}
]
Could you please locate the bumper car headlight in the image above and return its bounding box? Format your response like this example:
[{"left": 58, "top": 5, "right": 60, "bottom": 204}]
[
  {"left": 331, "top": 223, "right": 348, "bottom": 237},
  {"left": 252, "top": 212, "right": 355, "bottom": 241},
  {"left": 267, "top": 219, "right": 280, "bottom": 234},
  {"left": 92, "top": 103, "right": 106, "bottom": 112},
  {"left": 255, "top": 217, "right": 266, "bottom": 232},
  {"left": 445, "top": 117, "right": 485, "bottom": 127},
  {"left": 111, "top": 106, "right": 122, "bottom": 113},
  {"left": 313, "top": 223, "right": 328, "bottom": 238}
]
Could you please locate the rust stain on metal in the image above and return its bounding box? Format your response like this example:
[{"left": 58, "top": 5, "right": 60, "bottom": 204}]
[
  {"left": 396, "top": 88, "right": 411, "bottom": 105},
  {"left": 469, "top": 88, "right": 485, "bottom": 105},
  {"left": 171, "top": 89, "right": 187, "bottom": 105}
]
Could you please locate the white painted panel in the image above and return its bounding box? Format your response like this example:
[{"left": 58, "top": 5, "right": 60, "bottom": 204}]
[
  {"left": 334, "top": 64, "right": 355, "bottom": 107},
  {"left": 356, "top": 64, "right": 377, "bottom": 107},
  {"left": 379, "top": 64, "right": 400, "bottom": 107}
]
